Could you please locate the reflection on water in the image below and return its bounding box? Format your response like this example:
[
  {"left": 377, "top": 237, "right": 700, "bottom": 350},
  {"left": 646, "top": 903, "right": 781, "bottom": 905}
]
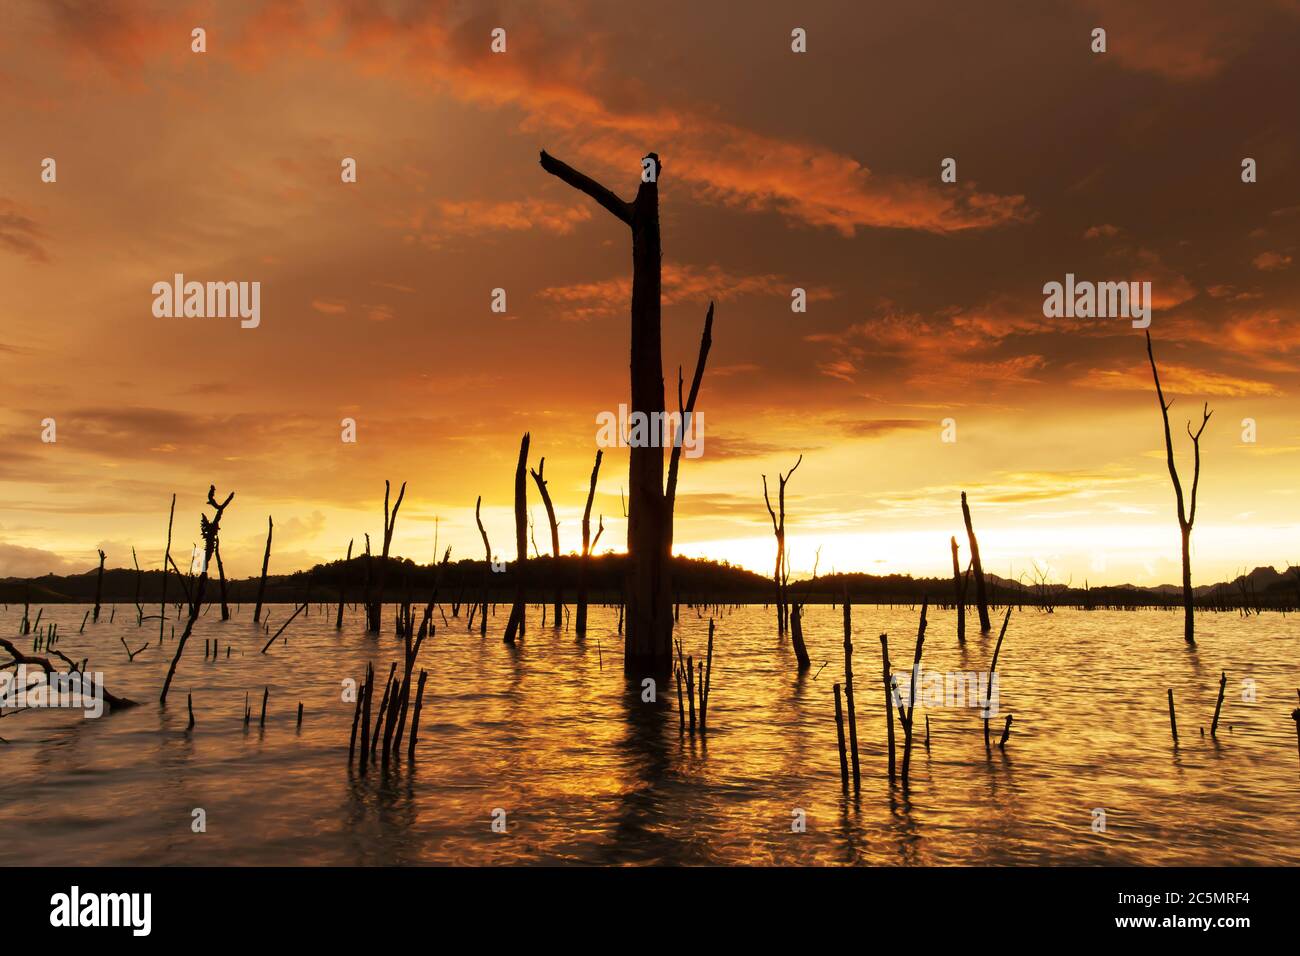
[{"left": 2, "top": 602, "right": 1297, "bottom": 865}]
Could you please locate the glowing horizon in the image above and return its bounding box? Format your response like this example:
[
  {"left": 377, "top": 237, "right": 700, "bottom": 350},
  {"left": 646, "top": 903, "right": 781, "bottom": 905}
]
[{"left": 2, "top": 1, "right": 1298, "bottom": 589}]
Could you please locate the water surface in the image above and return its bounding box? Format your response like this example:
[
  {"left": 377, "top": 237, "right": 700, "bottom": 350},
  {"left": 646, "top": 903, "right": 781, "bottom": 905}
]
[{"left": 2, "top": 603, "right": 1297, "bottom": 865}]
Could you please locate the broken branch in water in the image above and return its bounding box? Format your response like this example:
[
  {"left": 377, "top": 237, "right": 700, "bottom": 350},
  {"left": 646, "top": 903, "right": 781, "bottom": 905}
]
[{"left": 0, "top": 637, "right": 137, "bottom": 711}]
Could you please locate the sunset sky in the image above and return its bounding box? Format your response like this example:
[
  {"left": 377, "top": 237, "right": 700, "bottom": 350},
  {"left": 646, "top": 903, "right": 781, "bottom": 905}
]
[{"left": 2, "top": 0, "right": 1299, "bottom": 587}]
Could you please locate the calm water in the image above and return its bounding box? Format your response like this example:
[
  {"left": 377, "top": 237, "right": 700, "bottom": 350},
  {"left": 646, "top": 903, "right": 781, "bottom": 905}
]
[{"left": 2, "top": 602, "right": 1297, "bottom": 865}]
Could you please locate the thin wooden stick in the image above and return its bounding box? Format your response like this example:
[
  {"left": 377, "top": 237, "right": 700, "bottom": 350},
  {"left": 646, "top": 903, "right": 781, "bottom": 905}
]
[
  {"left": 407, "top": 669, "right": 428, "bottom": 761},
  {"left": 843, "top": 598, "right": 860, "bottom": 793},
  {"left": 348, "top": 671, "right": 366, "bottom": 762},
  {"left": 880, "top": 632, "right": 895, "bottom": 781},
  {"left": 1210, "top": 671, "right": 1227, "bottom": 737},
  {"left": 900, "top": 600, "right": 927, "bottom": 787},
  {"left": 1167, "top": 688, "right": 1179, "bottom": 743},
  {"left": 984, "top": 606, "right": 1013, "bottom": 749},
  {"left": 833, "top": 683, "right": 848, "bottom": 792},
  {"left": 701, "top": 618, "right": 714, "bottom": 731}
]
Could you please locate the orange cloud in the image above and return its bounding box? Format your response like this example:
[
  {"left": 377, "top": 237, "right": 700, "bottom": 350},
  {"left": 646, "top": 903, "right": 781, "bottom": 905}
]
[
  {"left": 1074, "top": 363, "right": 1281, "bottom": 397},
  {"left": 540, "top": 264, "right": 822, "bottom": 320},
  {"left": 0, "top": 199, "right": 49, "bottom": 262}
]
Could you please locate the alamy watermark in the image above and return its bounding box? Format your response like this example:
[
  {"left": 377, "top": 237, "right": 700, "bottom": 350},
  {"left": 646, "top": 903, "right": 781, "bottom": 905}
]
[
  {"left": 595, "top": 404, "right": 704, "bottom": 458},
  {"left": 1042, "top": 273, "right": 1151, "bottom": 328},
  {"left": 1, "top": 665, "right": 105, "bottom": 718},
  {"left": 891, "top": 667, "right": 1000, "bottom": 717},
  {"left": 152, "top": 273, "right": 261, "bottom": 329}
]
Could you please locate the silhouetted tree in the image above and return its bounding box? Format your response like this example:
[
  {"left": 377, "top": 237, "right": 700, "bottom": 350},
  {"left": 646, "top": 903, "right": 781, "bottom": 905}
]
[
  {"left": 540, "top": 149, "right": 713, "bottom": 678},
  {"left": 366, "top": 480, "right": 406, "bottom": 633},
  {"left": 254, "top": 515, "right": 273, "bottom": 622},
  {"left": 160, "top": 485, "right": 233, "bottom": 705},
  {"left": 92, "top": 549, "right": 106, "bottom": 622},
  {"left": 961, "top": 491, "right": 992, "bottom": 632},
  {"left": 576, "top": 450, "right": 604, "bottom": 639},
  {"left": 503, "top": 434, "right": 530, "bottom": 644},
  {"left": 474, "top": 496, "right": 491, "bottom": 637},
  {"left": 1146, "top": 331, "right": 1213, "bottom": 645},
  {"left": 762, "top": 455, "right": 802, "bottom": 637},
  {"left": 529, "top": 456, "right": 562, "bottom": 627}
]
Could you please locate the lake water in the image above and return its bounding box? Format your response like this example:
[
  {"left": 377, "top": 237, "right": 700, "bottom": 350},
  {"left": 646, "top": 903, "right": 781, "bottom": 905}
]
[{"left": 2, "top": 602, "right": 1297, "bottom": 865}]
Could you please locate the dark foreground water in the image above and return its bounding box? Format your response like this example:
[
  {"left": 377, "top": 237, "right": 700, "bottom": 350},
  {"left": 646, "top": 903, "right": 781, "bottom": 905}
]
[{"left": 2, "top": 602, "right": 1297, "bottom": 865}]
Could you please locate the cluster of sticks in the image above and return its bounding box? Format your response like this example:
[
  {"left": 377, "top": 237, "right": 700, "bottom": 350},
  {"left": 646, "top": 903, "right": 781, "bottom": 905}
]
[
  {"left": 1166, "top": 674, "right": 1300, "bottom": 767},
  {"left": 835, "top": 600, "right": 1014, "bottom": 794},
  {"left": 674, "top": 619, "right": 714, "bottom": 735},
  {"left": 348, "top": 603, "right": 430, "bottom": 772}
]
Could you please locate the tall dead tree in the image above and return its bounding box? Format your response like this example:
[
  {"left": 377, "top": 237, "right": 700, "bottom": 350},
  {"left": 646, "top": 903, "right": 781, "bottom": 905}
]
[
  {"left": 529, "top": 456, "right": 563, "bottom": 628},
  {"left": 474, "top": 496, "right": 491, "bottom": 637},
  {"left": 503, "top": 433, "right": 530, "bottom": 644},
  {"left": 1146, "top": 331, "right": 1213, "bottom": 645},
  {"left": 762, "top": 455, "right": 802, "bottom": 640},
  {"left": 540, "top": 149, "right": 713, "bottom": 678},
  {"left": 160, "top": 485, "right": 233, "bottom": 705},
  {"left": 253, "top": 515, "right": 273, "bottom": 623},
  {"left": 366, "top": 480, "right": 406, "bottom": 634},
  {"left": 158, "top": 494, "right": 175, "bottom": 643},
  {"left": 576, "top": 450, "right": 604, "bottom": 639},
  {"left": 950, "top": 536, "right": 965, "bottom": 644},
  {"left": 214, "top": 540, "right": 230, "bottom": 621},
  {"left": 335, "top": 538, "right": 352, "bottom": 630},
  {"left": 961, "top": 491, "right": 992, "bottom": 632},
  {"left": 92, "top": 549, "right": 106, "bottom": 622}
]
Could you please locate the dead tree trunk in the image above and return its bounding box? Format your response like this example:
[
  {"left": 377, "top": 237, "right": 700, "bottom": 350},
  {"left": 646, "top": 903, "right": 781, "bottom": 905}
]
[
  {"left": 899, "top": 600, "right": 927, "bottom": 788},
  {"left": 160, "top": 485, "right": 233, "bottom": 705},
  {"left": 92, "top": 549, "right": 106, "bottom": 623},
  {"left": 961, "top": 491, "right": 992, "bottom": 632},
  {"left": 365, "top": 481, "right": 406, "bottom": 634},
  {"left": 541, "top": 150, "right": 713, "bottom": 680},
  {"left": 214, "top": 541, "right": 230, "bottom": 621},
  {"left": 576, "top": 450, "right": 605, "bottom": 639},
  {"left": 529, "top": 456, "right": 563, "bottom": 628},
  {"left": 503, "top": 434, "right": 530, "bottom": 644},
  {"left": 950, "top": 536, "right": 965, "bottom": 644},
  {"left": 253, "top": 515, "right": 273, "bottom": 623},
  {"left": 336, "top": 538, "right": 352, "bottom": 630},
  {"left": 159, "top": 494, "right": 175, "bottom": 643},
  {"left": 474, "top": 496, "right": 491, "bottom": 637},
  {"left": 762, "top": 455, "right": 805, "bottom": 666},
  {"left": 1146, "top": 331, "right": 1213, "bottom": 645}
]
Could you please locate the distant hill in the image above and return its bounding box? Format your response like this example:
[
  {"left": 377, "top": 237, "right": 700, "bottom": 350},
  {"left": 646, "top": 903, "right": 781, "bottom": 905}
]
[{"left": 3, "top": 554, "right": 1298, "bottom": 610}]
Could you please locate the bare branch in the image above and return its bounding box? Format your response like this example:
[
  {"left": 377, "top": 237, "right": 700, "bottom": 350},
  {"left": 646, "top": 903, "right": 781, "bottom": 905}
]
[{"left": 539, "top": 150, "right": 633, "bottom": 225}]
